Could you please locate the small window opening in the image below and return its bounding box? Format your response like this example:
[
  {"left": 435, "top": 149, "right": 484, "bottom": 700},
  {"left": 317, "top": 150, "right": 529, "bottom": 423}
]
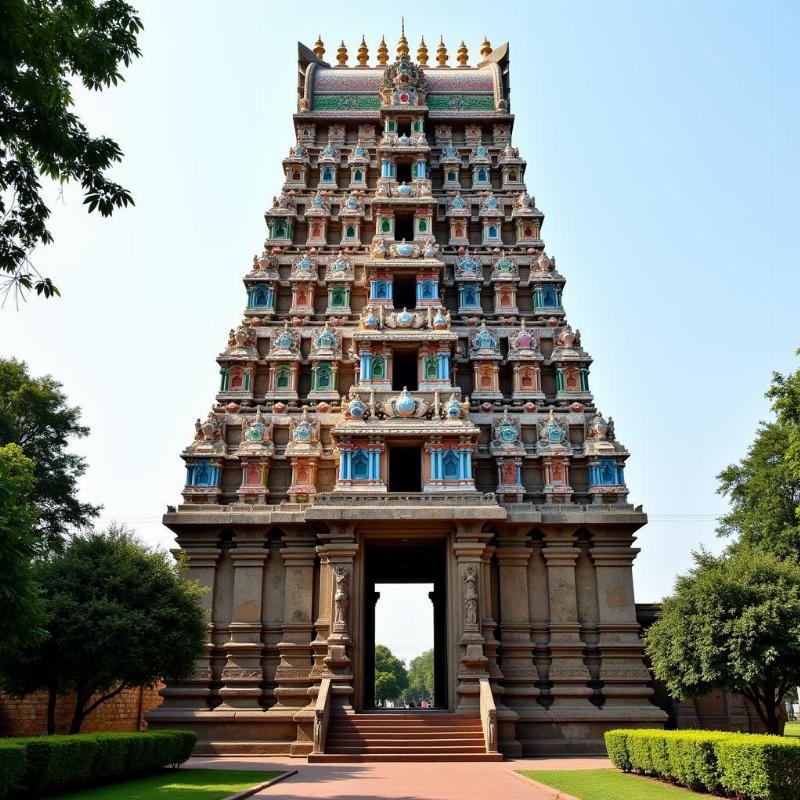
[
  {"left": 388, "top": 446, "right": 422, "bottom": 492},
  {"left": 396, "top": 161, "right": 412, "bottom": 183},
  {"left": 394, "top": 212, "right": 414, "bottom": 240},
  {"left": 392, "top": 349, "right": 418, "bottom": 391},
  {"left": 393, "top": 275, "right": 416, "bottom": 310}
]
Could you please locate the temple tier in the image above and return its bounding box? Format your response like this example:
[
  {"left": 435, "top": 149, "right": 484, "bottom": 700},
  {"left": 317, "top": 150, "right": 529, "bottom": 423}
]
[{"left": 149, "top": 32, "right": 665, "bottom": 758}]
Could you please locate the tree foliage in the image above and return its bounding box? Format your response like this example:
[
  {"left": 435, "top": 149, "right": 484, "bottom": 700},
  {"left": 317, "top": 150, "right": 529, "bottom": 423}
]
[
  {"left": 767, "top": 354, "right": 800, "bottom": 486},
  {"left": 374, "top": 643, "right": 408, "bottom": 704},
  {"left": 0, "top": 443, "right": 44, "bottom": 650},
  {"left": 644, "top": 547, "right": 800, "bottom": 734},
  {"left": 0, "top": 525, "right": 206, "bottom": 733},
  {"left": 404, "top": 648, "right": 434, "bottom": 703},
  {"left": 0, "top": 0, "right": 142, "bottom": 300},
  {"left": 0, "top": 358, "right": 99, "bottom": 549}
]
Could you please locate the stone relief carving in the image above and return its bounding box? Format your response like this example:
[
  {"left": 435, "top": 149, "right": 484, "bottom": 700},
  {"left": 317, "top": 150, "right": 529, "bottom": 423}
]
[
  {"left": 463, "top": 564, "right": 479, "bottom": 627},
  {"left": 334, "top": 564, "right": 349, "bottom": 628}
]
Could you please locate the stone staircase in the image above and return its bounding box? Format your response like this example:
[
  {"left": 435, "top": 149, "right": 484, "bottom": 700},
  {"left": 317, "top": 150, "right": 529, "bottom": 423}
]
[{"left": 307, "top": 710, "right": 503, "bottom": 762}]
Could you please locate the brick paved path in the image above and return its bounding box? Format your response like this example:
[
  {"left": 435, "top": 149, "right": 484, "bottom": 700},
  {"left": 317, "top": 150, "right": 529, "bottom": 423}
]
[{"left": 187, "top": 755, "right": 611, "bottom": 799}]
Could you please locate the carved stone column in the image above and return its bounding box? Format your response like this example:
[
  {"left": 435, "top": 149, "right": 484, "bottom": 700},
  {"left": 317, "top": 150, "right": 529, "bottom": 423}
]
[
  {"left": 157, "top": 534, "right": 220, "bottom": 710},
  {"left": 590, "top": 529, "right": 666, "bottom": 719},
  {"left": 271, "top": 530, "right": 317, "bottom": 715},
  {"left": 542, "top": 527, "right": 593, "bottom": 706},
  {"left": 453, "top": 525, "right": 490, "bottom": 711},
  {"left": 218, "top": 531, "right": 269, "bottom": 710},
  {"left": 317, "top": 532, "right": 359, "bottom": 708},
  {"left": 495, "top": 533, "right": 540, "bottom": 705}
]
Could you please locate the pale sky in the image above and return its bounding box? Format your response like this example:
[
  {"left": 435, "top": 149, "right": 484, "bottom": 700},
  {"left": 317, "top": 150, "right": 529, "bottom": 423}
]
[{"left": 2, "top": 1, "right": 798, "bottom": 666}]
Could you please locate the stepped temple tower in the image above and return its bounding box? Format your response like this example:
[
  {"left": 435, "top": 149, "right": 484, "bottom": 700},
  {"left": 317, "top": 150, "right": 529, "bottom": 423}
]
[{"left": 151, "top": 31, "right": 666, "bottom": 758}]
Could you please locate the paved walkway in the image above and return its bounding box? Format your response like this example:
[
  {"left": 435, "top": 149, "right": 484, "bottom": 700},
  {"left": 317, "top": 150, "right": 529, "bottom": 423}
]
[{"left": 187, "top": 755, "right": 611, "bottom": 799}]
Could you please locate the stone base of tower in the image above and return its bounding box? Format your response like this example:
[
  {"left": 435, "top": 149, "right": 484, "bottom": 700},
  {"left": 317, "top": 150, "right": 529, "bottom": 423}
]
[{"left": 150, "top": 501, "right": 668, "bottom": 759}]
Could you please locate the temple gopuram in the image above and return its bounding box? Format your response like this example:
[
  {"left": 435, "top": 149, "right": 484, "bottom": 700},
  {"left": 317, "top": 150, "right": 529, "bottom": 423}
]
[{"left": 150, "top": 29, "right": 666, "bottom": 760}]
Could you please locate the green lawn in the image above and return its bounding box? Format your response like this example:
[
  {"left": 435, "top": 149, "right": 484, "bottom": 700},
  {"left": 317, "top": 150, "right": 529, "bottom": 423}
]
[
  {"left": 46, "top": 769, "right": 283, "bottom": 800},
  {"left": 786, "top": 721, "right": 800, "bottom": 737},
  {"left": 518, "top": 769, "right": 712, "bottom": 800}
]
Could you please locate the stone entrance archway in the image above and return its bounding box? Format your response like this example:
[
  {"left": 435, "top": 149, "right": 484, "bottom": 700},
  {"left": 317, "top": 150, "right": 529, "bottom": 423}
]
[{"left": 362, "top": 539, "right": 448, "bottom": 709}]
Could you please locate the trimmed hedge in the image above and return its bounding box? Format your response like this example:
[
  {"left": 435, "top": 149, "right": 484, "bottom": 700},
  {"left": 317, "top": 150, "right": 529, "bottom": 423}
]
[
  {"left": 605, "top": 728, "right": 800, "bottom": 800},
  {"left": 0, "top": 742, "right": 27, "bottom": 800},
  {"left": 1, "top": 729, "right": 196, "bottom": 798}
]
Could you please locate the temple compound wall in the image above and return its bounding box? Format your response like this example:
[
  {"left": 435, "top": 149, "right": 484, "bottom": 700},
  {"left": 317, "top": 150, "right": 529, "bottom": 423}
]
[{"left": 149, "top": 32, "right": 668, "bottom": 756}]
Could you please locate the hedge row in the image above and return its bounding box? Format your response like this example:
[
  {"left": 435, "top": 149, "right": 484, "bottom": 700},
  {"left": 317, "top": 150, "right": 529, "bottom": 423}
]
[
  {"left": 0, "top": 729, "right": 196, "bottom": 798},
  {"left": 605, "top": 728, "right": 800, "bottom": 800}
]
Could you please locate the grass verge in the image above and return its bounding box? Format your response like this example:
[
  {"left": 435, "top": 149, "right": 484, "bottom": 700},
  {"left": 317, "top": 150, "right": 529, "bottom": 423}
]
[
  {"left": 517, "top": 769, "right": 715, "bottom": 800},
  {"left": 785, "top": 721, "right": 800, "bottom": 738},
  {"left": 46, "top": 769, "right": 283, "bottom": 800}
]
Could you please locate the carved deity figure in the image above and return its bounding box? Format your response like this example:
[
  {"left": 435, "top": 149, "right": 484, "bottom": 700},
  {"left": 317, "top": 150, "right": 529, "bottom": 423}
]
[
  {"left": 334, "top": 564, "right": 349, "bottom": 627},
  {"left": 463, "top": 565, "right": 479, "bottom": 626}
]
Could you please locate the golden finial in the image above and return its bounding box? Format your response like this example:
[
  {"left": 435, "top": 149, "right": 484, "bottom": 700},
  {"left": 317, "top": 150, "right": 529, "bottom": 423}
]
[
  {"left": 336, "top": 40, "right": 348, "bottom": 67},
  {"left": 480, "top": 36, "right": 492, "bottom": 58},
  {"left": 357, "top": 35, "right": 369, "bottom": 67},
  {"left": 377, "top": 35, "right": 389, "bottom": 65},
  {"left": 313, "top": 35, "right": 325, "bottom": 60},
  {"left": 417, "top": 36, "right": 429, "bottom": 66},
  {"left": 457, "top": 40, "right": 468, "bottom": 67},
  {"left": 436, "top": 36, "right": 449, "bottom": 67},
  {"left": 397, "top": 17, "right": 409, "bottom": 60}
]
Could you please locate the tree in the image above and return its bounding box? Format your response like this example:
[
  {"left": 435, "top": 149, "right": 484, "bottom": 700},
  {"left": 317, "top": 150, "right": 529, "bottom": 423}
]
[
  {"left": 767, "top": 355, "right": 800, "bottom": 487},
  {"left": 0, "top": 0, "right": 142, "bottom": 300},
  {"left": 0, "top": 358, "right": 99, "bottom": 549},
  {"left": 374, "top": 644, "right": 408, "bottom": 705},
  {"left": 716, "top": 421, "right": 800, "bottom": 561},
  {"left": 404, "top": 648, "right": 434, "bottom": 704},
  {"left": 0, "top": 443, "right": 45, "bottom": 650},
  {"left": 0, "top": 526, "right": 206, "bottom": 734},
  {"left": 644, "top": 547, "right": 800, "bottom": 734}
]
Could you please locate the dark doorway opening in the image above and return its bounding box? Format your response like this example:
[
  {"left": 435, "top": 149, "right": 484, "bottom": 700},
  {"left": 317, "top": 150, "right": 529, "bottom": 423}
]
[
  {"left": 393, "top": 275, "right": 416, "bottom": 310},
  {"left": 397, "top": 121, "right": 412, "bottom": 136},
  {"left": 364, "top": 539, "right": 448, "bottom": 710},
  {"left": 394, "top": 211, "right": 414, "bottom": 240},
  {"left": 396, "top": 162, "right": 412, "bottom": 183},
  {"left": 392, "top": 349, "right": 418, "bottom": 390},
  {"left": 388, "top": 446, "right": 421, "bottom": 492}
]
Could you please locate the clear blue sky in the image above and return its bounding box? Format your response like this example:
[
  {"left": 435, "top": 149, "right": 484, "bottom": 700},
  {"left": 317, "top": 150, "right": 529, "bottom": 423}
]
[{"left": 1, "top": 1, "right": 798, "bottom": 662}]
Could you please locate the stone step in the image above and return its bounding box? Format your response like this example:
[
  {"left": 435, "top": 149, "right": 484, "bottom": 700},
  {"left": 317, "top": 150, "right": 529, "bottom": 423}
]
[
  {"left": 328, "top": 732, "right": 485, "bottom": 742},
  {"left": 308, "top": 752, "right": 504, "bottom": 763}
]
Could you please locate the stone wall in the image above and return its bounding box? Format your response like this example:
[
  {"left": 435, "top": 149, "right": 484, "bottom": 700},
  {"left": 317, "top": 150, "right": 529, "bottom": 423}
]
[{"left": 0, "top": 686, "right": 163, "bottom": 737}]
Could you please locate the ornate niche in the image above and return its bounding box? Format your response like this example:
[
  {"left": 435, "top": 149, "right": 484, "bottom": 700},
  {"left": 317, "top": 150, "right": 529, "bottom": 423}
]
[
  {"left": 338, "top": 192, "right": 364, "bottom": 246},
  {"left": 265, "top": 191, "right": 297, "bottom": 244},
  {"left": 439, "top": 143, "right": 462, "bottom": 190},
  {"left": 289, "top": 253, "right": 318, "bottom": 315},
  {"left": 454, "top": 250, "right": 483, "bottom": 315},
  {"left": 551, "top": 324, "right": 592, "bottom": 401},
  {"left": 490, "top": 410, "right": 526, "bottom": 502},
  {"left": 283, "top": 142, "right": 309, "bottom": 189},
  {"left": 379, "top": 54, "right": 428, "bottom": 108},
  {"left": 347, "top": 140, "right": 369, "bottom": 189},
  {"left": 469, "top": 322, "right": 503, "bottom": 401},
  {"left": 490, "top": 254, "right": 520, "bottom": 314},
  {"left": 469, "top": 141, "right": 492, "bottom": 189},
  {"left": 305, "top": 191, "right": 330, "bottom": 246},
  {"left": 479, "top": 192, "right": 503, "bottom": 246},
  {"left": 584, "top": 410, "right": 629, "bottom": 504},
  {"left": 218, "top": 324, "right": 258, "bottom": 405},
  {"left": 530, "top": 253, "right": 564, "bottom": 316},
  {"left": 334, "top": 434, "right": 386, "bottom": 493},
  {"left": 446, "top": 191, "right": 470, "bottom": 246},
  {"left": 324, "top": 256, "right": 354, "bottom": 316},
  {"left": 425, "top": 435, "right": 477, "bottom": 493},
  {"left": 498, "top": 142, "right": 525, "bottom": 189},
  {"left": 317, "top": 140, "right": 339, "bottom": 188},
  {"left": 235, "top": 408, "right": 275, "bottom": 504},
  {"left": 537, "top": 408, "right": 573, "bottom": 503},
  {"left": 265, "top": 322, "right": 301, "bottom": 401},
  {"left": 507, "top": 319, "right": 544, "bottom": 402},
  {"left": 512, "top": 191, "right": 543, "bottom": 245},
  {"left": 285, "top": 408, "right": 322, "bottom": 501},
  {"left": 308, "top": 322, "right": 342, "bottom": 401},
  {"left": 181, "top": 412, "right": 226, "bottom": 504}
]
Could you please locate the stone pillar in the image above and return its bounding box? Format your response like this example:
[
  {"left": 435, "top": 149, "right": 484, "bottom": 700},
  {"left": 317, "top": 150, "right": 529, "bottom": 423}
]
[
  {"left": 590, "top": 530, "right": 665, "bottom": 718},
  {"left": 495, "top": 534, "right": 540, "bottom": 706},
  {"left": 218, "top": 531, "right": 269, "bottom": 710},
  {"left": 453, "top": 525, "right": 490, "bottom": 711},
  {"left": 541, "top": 527, "right": 593, "bottom": 706},
  {"left": 271, "top": 531, "right": 317, "bottom": 713},
  {"left": 158, "top": 535, "right": 220, "bottom": 710}
]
